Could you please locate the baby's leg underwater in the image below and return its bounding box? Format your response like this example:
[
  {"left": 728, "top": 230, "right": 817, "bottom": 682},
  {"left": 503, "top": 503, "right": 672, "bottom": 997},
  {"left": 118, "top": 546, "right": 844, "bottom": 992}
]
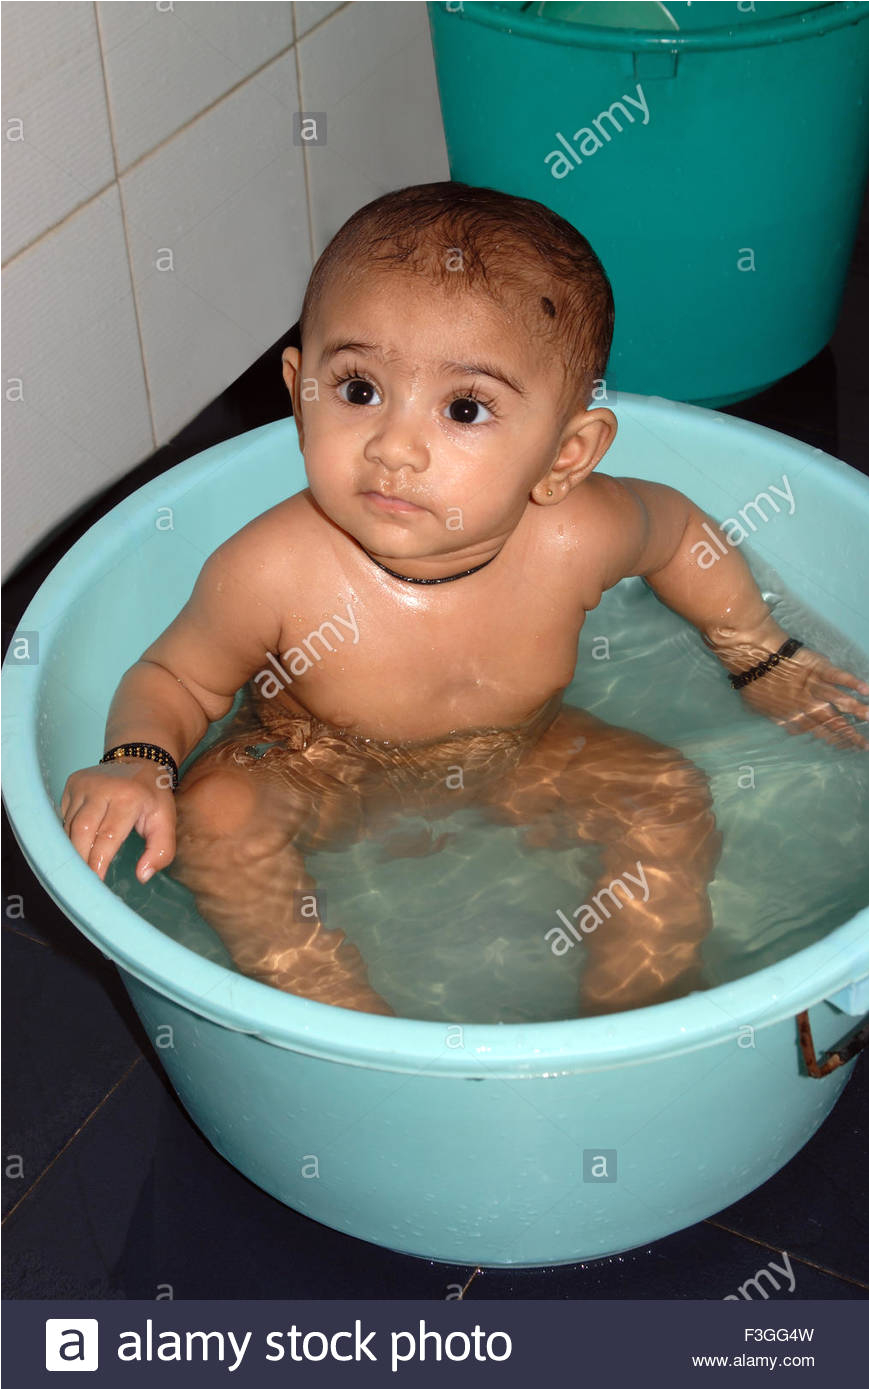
[
  {"left": 169, "top": 751, "right": 393, "bottom": 1016},
  {"left": 486, "top": 708, "right": 724, "bottom": 1016}
]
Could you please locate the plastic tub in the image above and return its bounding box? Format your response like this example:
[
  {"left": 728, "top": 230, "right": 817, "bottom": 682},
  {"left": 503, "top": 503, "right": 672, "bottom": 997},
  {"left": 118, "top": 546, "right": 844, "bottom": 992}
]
[
  {"left": 2, "top": 397, "right": 867, "bottom": 1266},
  {"left": 426, "top": 1, "right": 869, "bottom": 407}
]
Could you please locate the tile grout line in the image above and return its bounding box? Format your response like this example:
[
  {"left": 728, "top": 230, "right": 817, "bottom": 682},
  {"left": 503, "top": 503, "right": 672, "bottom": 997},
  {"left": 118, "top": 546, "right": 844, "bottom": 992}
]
[
  {"left": 703, "top": 1218, "right": 870, "bottom": 1291},
  {"left": 294, "top": 12, "right": 317, "bottom": 267},
  {"left": 2, "top": 1054, "right": 143, "bottom": 1227},
  {"left": 4, "top": 0, "right": 355, "bottom": 272},
  {"left": 92, "top": 0, "right": 158, "bottom": 457},
  {"left": 1, "top": 32, "right": 300, "bottom": 272}
]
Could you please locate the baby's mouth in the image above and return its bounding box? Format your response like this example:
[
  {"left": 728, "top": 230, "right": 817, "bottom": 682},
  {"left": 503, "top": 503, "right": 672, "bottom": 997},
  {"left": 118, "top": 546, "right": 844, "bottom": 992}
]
[{"left": 361, "top": 491, "right": 428, "bottom": 514}]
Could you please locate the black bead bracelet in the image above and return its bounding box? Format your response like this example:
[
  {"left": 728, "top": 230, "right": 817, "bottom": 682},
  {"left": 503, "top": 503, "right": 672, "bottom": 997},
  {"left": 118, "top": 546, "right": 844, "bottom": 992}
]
[
  {"left": 100, "top": 742, "right": 179, "bottom": 791},
  {"left": 729, "top": 637, "right": 804, "bottom": 691}
]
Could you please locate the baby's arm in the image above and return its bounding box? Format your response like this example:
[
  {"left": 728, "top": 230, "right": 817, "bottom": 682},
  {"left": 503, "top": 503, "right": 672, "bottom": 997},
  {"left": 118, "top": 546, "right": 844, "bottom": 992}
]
[
  {"left": 591, "top": 477, "right": 869, "bottom": 748},
  {"left": 61, "top": 520, "right": 286, "bottom": 881}
]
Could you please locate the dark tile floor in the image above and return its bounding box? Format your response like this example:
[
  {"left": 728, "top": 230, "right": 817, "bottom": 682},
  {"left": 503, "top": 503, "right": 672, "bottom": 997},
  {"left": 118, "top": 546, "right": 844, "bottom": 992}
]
[{"left": 3, "top": 225, "right": 867, "bottom": 1300}]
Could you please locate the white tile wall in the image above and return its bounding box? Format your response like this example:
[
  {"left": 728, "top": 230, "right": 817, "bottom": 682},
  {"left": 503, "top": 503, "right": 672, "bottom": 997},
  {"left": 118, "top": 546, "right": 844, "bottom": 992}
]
[
  {"left": 97, "top": 0, "right": 295, "bottom": 172},
  {"left": 299, "top": 0, "right": 448, "bottom": 255},
  {"left": 1, "top": 187, "right": 152, "bottom": 573},
  {"left": 294, "top": 2, "right": 347, "bottom": 40},
  {"left": 2, "top": 0, "right": 450, "bottom": 580},
  {"left": 1, "top": 3, "right": 115, "bottom": 261},
  {"left": 121, "top": 50, "right": 309, "bottom": 442}
]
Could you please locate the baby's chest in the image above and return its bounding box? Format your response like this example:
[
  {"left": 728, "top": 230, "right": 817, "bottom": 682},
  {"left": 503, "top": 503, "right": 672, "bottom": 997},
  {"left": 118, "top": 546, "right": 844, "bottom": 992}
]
[{"left": 282, "top": 583, "right": 585, "bottom": 717}]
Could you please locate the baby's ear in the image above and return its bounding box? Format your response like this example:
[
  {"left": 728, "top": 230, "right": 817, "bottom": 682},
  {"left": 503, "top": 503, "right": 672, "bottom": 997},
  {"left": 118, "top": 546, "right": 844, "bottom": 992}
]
[
  {"left": 563, "top": 407, "right": 618, "bottom": 477},
  {"left": 533, "top": 408, "right": 618, "bottom": 503},
  {"left": 281, "top": 346, "right": 301, "bottom": 400},
  {"left": 281, "top": 347, "right": 306, "bottom": 445}
]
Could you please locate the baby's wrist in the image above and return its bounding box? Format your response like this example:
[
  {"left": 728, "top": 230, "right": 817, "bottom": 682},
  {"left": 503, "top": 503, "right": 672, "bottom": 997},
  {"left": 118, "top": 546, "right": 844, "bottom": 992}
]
[
  {"left": 100, "top": 741, "right": 180, "bottom": 790},
  {"left": 700, "top": 613, "right": 790, "bottom": 670},
  {"left": 105, "top": 754, "right": 165, "bottom": 776}
]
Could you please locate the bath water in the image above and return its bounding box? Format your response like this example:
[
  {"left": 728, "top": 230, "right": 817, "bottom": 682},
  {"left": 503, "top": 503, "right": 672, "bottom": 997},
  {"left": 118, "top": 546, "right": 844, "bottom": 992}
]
[{"left": 105, "top": 548, "right": 868, "bottom": 1022}]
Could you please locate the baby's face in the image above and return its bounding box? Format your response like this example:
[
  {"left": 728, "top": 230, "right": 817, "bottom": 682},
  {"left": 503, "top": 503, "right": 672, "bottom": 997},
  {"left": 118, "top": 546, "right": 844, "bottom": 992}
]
[{"left": 286, "top": 272, "right": 598, "bottom": 571}]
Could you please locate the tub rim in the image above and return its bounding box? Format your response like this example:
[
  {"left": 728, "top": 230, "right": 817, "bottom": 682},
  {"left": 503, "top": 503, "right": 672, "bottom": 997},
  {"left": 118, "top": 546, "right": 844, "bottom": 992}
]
[
  {"left": 430, "top": 1, "right": 869, "bottom": 52},
  {"left": 3, "top": 400, "right": 868, "bottom": 1078},
  {"left": 4, "top": 810, "right": 867, "bottom": 1077}
]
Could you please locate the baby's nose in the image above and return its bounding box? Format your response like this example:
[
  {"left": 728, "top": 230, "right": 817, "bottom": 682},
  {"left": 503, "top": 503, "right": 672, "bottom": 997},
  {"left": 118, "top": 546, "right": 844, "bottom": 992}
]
[{"left": 365, "top": 409, "right": 429, "bottom": 471}]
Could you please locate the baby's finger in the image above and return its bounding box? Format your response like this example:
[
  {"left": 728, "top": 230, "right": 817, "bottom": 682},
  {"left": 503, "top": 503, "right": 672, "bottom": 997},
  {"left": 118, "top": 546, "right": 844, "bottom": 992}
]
[
  {"left": 87, "top": 806, "right": 140, "bottom": 880},
  {"left": 67, "top": 798, "right": 138, "bottom": 881},
  {"left": 811, "top": 708, "right": 868, "bottom": 752},
  {"left": 136, "top": 811, "right": 176, "bottom": 883},
  {"left": 61, "top": 794, "right": 83, "bottom": 833},
  {"left": 818, "top": 661, "right": 869, "bottom": 696},
  {"left": 816, "top": 684, "right": 869, "bottom": 722},
  {"left": 780, "top": 703, "right": 847, "bottom": 748},
  {"left": 779, "top": 710, "right": 815, "bottom": 738},
  {"left": 60, "top": 777, "right": 89, "bottom": 825},
  {"left": 65, "top": 797, "right": 110, "bottom": 867}
]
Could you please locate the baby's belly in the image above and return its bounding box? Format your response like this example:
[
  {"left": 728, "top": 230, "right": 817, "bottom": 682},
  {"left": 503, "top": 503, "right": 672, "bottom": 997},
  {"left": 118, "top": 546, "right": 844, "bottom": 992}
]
[
  {"left": 256, "top": 672, "right": 568, "bottom": 745},
  {"left": 203, "top": 680, "right": 570, "bottom": 845},
  {"left": 257, "top": 680, "right": 565, "bottom": 747}
]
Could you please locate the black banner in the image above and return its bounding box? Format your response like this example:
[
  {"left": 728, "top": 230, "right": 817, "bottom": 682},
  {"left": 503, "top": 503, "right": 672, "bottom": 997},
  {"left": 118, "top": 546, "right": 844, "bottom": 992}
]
[{"left": 3, "top": 1298, "right": 867, "bottom": 1389}]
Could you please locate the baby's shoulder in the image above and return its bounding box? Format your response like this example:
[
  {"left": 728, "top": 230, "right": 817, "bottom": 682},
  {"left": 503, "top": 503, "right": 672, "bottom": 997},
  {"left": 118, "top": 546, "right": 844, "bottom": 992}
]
[
  {"left": 537, "top": 472, "right": 652, "bottom": 594},
  {"left": 217, "top": 489, "right": 319, "bottom": 558},
  {"left": 550, "top": 471, "right": 643, "bottom": 551},
  {"left": 203, "top": 489, "right": 325, "bottom": 598}
]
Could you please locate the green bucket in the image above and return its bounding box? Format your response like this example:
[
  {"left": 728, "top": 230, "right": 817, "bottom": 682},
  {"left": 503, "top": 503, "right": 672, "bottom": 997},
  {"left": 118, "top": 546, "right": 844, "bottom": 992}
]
[{"left": 426, "top": 1, "right": 868, "bottom": 406}]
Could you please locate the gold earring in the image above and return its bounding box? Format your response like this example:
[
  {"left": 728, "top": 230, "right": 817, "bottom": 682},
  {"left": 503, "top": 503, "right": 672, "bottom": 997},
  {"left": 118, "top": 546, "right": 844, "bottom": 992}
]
[{"left": 546, "top": 488, "right": 553, "bottom": 496}]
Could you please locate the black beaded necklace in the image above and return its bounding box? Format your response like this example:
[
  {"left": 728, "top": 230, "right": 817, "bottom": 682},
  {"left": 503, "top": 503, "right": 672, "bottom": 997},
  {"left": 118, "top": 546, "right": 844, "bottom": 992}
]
[{"left": 361, "top": 545, "right": 504, "bottom": 585}]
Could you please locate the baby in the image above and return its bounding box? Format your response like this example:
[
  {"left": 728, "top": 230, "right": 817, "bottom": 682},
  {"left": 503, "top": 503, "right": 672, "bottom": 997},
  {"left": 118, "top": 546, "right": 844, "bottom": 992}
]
[{"left": 61, "top": 182, "right": 869, "bottom": 1019}]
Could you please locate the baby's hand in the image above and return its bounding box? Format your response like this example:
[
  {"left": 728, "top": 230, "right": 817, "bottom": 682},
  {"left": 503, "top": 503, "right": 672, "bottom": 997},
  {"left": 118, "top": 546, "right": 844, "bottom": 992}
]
[
  {"left": 60, "top": 761, "right": 177, "bottom": 884},
  {"left": 734, "top": 645, "right": 869, "bottom": 751}
]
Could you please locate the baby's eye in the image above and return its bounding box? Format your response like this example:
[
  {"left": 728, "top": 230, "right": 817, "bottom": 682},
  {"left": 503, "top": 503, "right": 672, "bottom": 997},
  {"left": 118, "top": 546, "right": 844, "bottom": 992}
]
[
  {"left": 337, "top": 377, "right": 381, "bottom": 406},
  {"left": 445, "top": 395, "right": 494, "bottom": 425}
]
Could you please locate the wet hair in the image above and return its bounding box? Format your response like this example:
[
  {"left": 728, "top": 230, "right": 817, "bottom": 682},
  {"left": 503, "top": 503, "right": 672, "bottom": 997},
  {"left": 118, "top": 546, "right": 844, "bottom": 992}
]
[{"left": 297, "top": 181, "right": 614, "bottom": 413}]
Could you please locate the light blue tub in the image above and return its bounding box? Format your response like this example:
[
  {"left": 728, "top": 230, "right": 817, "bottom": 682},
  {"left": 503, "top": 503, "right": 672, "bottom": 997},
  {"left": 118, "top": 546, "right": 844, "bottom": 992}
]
[{"left": 3, "top": 395, "right": 867, "bottom": 1267}]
